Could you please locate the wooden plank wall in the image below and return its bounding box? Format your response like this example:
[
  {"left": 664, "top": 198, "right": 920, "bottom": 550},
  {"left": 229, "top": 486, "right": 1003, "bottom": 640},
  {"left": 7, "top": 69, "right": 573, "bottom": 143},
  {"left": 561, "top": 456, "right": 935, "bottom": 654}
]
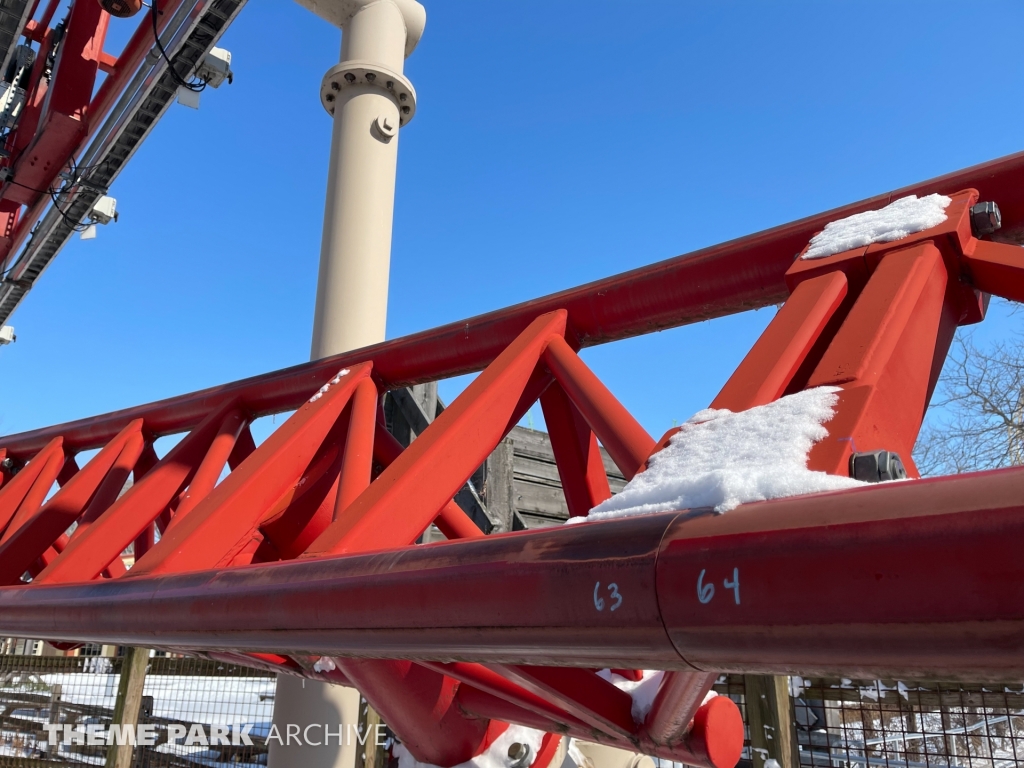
[
  {"left": 383, "top": 387, "right": 627, "bottom": 537},
  {"left": 507, "top": 426, "right": 626, "bottom": 528}
]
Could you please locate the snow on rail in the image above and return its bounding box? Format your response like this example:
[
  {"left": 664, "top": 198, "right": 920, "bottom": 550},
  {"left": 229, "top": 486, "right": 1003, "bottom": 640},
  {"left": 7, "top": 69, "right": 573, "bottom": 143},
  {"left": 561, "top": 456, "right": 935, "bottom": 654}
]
[
  {"left": 398, "top": 388, "right": 876, "bottom": 767},
  {"left": 597, "top": 669, "right": 667, "bottom": 723},
  {"left": 802, "top": 193, "right": 951, "bottom": 260},
  {"left": 578, "top": 387, "right": 865, "bottom": 519}
]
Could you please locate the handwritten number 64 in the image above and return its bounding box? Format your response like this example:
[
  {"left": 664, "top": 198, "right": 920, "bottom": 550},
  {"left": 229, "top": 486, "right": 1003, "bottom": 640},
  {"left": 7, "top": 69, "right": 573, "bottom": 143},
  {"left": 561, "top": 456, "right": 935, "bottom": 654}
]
[
  {"left": 697, "top": 569, "right": 715, "bottom": 604},
  {"left": 593, "top": 582, "right": 623, "bottom": 612},
  {"left": 697, "top": 567, "right": 741, "bottom": 605},
  {"left": 724, "top": 567, "right": 740, "bottom": 604}
]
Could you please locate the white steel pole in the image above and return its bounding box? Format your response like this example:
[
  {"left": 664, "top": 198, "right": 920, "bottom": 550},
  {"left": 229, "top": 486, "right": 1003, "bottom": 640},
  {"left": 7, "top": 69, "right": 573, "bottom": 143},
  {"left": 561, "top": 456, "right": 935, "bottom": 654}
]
[
  {"left": 306, "top": 0, "right": 426, "bottom": 358},
  {"left": 269, "top": 4, "right": 425, "bottom": 768}
]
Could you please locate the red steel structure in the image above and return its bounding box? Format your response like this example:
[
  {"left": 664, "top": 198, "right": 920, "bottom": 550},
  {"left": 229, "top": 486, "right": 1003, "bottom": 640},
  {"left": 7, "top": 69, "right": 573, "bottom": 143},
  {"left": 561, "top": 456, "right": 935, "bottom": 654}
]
[
  {"left": 4, "top": 151, "right": 1024, "bottom": 768},
  {"left": 0, "top": 0, "right": 243, "bottom": 323}
]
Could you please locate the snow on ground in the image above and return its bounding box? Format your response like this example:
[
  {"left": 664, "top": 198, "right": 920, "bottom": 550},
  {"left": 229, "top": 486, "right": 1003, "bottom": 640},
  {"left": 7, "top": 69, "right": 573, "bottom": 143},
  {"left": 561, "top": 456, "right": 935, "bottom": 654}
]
[
  {"left": 578, "top": 387, "right": 865, "bottom": 520},
  {"left": 802, "top": 194, "right": 951, "bottom": 260},
  {"left": 37, "top": 673, "right": 275, "bottom": 727},
  {"left": 1, "top": 673, "right": 275, "bottom": 767},
  {"left": 395, "top": 724, "right": 546, "bottom": 768}
]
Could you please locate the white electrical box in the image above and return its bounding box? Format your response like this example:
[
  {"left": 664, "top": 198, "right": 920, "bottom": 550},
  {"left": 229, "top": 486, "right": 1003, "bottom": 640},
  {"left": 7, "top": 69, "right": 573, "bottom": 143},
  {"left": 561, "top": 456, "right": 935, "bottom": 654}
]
[
  {"left": 0, "top": 326, "right": 15, "bottom": 345},
  {"left": 197, "top": 47, "right": 233, "bottom": 89},
  {"left": 90, "top": 196, "right": 117, "bottom": 225}
]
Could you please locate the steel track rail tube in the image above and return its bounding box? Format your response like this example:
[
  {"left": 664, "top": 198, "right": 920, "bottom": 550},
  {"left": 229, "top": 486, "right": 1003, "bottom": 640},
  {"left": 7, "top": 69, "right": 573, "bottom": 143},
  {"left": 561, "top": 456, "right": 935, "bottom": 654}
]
[{"left": 2, "top": 467, "right": 1024, "bottom": 678}]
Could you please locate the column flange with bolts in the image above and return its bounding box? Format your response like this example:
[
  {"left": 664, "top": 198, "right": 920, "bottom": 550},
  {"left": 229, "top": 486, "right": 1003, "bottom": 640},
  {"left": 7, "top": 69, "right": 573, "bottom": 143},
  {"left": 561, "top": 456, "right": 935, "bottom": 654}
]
[{"left": 320, "top": 61, "right": 417, "bottom": 125}]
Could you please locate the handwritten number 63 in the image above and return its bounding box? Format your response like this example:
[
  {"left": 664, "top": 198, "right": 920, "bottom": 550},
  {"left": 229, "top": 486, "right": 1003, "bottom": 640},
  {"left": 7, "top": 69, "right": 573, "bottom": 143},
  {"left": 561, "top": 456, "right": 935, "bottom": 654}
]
[{"left": 593, "top": 582, "right": 623, "bottom": 612}]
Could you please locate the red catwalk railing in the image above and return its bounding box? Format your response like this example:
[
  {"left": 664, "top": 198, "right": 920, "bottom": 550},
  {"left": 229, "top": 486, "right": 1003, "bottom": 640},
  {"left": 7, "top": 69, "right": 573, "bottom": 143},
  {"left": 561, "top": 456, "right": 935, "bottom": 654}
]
[{"left": 3, "top": 152, "right": 1024, "bottom": 768}]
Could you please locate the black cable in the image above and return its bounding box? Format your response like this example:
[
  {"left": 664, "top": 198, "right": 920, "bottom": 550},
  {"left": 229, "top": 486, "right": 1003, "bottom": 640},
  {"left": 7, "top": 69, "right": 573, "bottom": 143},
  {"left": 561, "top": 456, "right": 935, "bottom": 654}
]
[
  {"left": 150, "top": 3, "right": 206, "bottom": 92},
  {"left": 6, "top": 179, "right": 47, "bottom": 195},
  {"left": 48, "top": 187, "right": 91, "bottom": 233},
  {"left": 45, "top": 156, "right": 94, "bottom": 233},
  {"left": 0, "top": 258, "right": 15, "bottom": 280},
  {"left": 0, "top": 165, "right": 89, "bottom": 280}
]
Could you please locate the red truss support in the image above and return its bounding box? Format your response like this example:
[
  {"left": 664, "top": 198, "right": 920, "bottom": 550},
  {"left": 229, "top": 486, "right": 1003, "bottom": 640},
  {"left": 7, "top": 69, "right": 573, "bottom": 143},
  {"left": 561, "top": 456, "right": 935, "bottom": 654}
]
[
  {"left": 36, "top": 401, "right": 245, "bottom": 584},
  {"left": 132, "top": 363, "right": 376, "bottom": 576},
  {"left": 792, "top": 189, "right": 982, "bottom": 476},
  {"left": 4, "top": 161, "right": 1024, "bottom": 768},
  {"left": 0, "top": 436, "right": 64, "bottom": 539},
  {"left": 341, "top": 660, "right": 498, "bottom": 768},
  {"left": 38, "top": 421, "right": 143, "bottom": 575},
  {"left": 541, "top": 384, "right": 612, "bottom": 518}
]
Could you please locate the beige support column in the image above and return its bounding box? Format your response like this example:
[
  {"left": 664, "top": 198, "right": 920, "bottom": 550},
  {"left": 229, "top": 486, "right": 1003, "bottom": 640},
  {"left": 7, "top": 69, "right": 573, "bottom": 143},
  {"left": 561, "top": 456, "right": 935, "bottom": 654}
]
[
  {"left": 275, "top": 4, "right": 425, "bottom": 766},
  {"left": 573, "top": 741, "right": 654, "bottom": 768},
  {"left": 303, "top": 0, "right": 426, "bottom": 357},
  {"left": 269, "top": 675, "right": 362, "bottom": 768}
]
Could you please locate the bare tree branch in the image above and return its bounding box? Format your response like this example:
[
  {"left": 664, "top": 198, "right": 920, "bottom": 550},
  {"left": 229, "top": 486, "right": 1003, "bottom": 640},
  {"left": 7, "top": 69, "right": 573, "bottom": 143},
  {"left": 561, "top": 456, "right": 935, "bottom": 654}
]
[{"left": 914, "top": 331, "right": 1024, "bottom": 476}]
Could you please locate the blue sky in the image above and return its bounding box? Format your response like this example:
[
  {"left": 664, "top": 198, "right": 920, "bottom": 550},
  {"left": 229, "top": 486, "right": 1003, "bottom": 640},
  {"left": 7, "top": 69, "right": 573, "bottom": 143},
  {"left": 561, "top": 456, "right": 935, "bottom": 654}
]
[{"left": 2, "top": 1, "right": 1024, "bottom": 443}]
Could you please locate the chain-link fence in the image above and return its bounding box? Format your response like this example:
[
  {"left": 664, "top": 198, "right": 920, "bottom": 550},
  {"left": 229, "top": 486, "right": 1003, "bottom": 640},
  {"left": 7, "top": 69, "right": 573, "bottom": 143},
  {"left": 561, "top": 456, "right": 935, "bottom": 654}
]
[
  {"left": 4, "top": 647, "right": 1024, "bottom": 768},
  {"left": 703, "top": 675, "right": 1024, "bottom": 768},
  {"left": 0, "top": 651, "right": 275, "bottom": 767}
]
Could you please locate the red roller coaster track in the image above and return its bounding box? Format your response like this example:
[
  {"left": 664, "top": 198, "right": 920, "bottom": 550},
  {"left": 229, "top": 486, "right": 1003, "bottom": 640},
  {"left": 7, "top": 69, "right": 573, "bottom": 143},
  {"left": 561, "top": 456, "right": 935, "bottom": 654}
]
[{"left": 3, "top": 152, "right": 1024, "bottom": 768}]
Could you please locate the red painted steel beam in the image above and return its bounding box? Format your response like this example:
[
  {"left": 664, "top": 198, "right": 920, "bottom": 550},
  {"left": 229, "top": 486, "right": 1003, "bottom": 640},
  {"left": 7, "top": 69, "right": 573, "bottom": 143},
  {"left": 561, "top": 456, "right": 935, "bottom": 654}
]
[
  {"left": 5, "top": 0, "right": 108, "bottom": 207},
  {"left": 0, "top": 243, "right": 793, "bottom": 455},
  {"left": 643, "top": 671, "right": 717, "bottom": 746},
  {"left": 489, "top": 664, "right": 636, "bottom": 738},
  {"left": 806, "top": 241, "right": 953, "bottom": 477},
  {"left": 962, "top": 240, "right": 1024, "bottom": 302},
  {"left": 422, "top": 661, "right": 591, "bottom": 731},
  {"left": 166, "top": 408, "right": 247, "bottom": 526},
  {"left": 66, "top": 423, "right": 146, "bottom": 542},
  {"left": 454, "top": 684, "right": 741, "bottom": 768},
  {"left": 4, "top": 466, "right": 1024, "bottom": 680},
  {"left": 340, "top": 659, "right": 494, "bottom": 768},
  {"left": 711, "top": 271, "right": 849, "bottom": 410},
  {"left": 35, "top": 400, "right": 246, "bottom": 584},
  {"left": 542, "top": 336, "right": 654, "bottom": 480},
  {"left": 9, "top": 150, "right": 1024, "bottom": 457},
  {"left": 0, "top": 420, "right": 144, "bottom": 585},
  {"left": 0, "top": 509, "right": 678, "bottom": 662},
  {"left": 540, "top": 384, "right": 611, "bottom": 518},
  {"left": 0, "top": 437, "right": 64, "bottom": 536},
  {"left": 131, "top": 363, "right": 374, "bottom": 577},
  {"left": 334, "top": 377, "right": 377, "bottom": 517},
  {"left": 371, "top": 423, "right": 483, "bottom": 540}
]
